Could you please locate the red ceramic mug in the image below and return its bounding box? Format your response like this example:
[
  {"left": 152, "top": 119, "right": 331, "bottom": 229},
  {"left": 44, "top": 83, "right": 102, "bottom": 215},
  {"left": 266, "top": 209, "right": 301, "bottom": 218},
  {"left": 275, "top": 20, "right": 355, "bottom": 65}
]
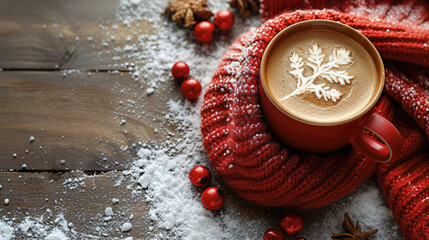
[{"left": 259, "top": 20, "right": 402, "bottom": 163}]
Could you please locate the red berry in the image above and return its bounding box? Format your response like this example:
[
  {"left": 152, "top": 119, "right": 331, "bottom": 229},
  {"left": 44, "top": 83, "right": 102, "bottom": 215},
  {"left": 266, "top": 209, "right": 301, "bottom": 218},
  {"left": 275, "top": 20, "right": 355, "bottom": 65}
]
[
  {"left": 171, "top": 62, "right": 190, "bottom": 79},
  {"left": 189, "top": 165, "right": 212, "bottom": 187},
  {"left": 214, "top": 10, "right": 234, "bottom": 31},
  {"left": 201, "top": 187, "right": 225, "bottom": 210},
  {"left": 264, "top": 228, "right": 284, "bottom": 240},
  {"left": 279, "top": 213, "right": 304, "bottom": 236},
  {"left": 194, "top": 21, "right": 215, "bottom": 43},
  {"left": 294, "top": 238, "right": 307, "bottom": 240},
  {"left": 181, "top": 78, "right": 202, "bottom": 100}
]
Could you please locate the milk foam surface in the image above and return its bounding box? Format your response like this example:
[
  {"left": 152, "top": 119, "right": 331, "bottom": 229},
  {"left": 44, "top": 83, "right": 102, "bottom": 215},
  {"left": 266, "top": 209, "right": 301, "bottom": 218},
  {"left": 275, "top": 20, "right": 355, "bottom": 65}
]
[{"left": 267, "top": 30, "right": 377, "bottom": 123}]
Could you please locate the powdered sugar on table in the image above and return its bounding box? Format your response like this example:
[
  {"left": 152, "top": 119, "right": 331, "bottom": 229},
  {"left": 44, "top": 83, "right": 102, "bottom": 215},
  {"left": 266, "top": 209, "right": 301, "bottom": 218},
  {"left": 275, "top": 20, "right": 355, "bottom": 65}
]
[
  {"left": 0, "top": 0, "right": 403, "bottom": 239},
  {"left": 116, "top": 0, "right": 402, "bottom": 239}
]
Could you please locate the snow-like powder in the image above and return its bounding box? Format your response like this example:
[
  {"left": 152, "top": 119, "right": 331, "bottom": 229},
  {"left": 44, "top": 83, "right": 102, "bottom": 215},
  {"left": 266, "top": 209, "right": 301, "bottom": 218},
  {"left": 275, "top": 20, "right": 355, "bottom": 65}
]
[
  {"left": 0, "top": 220, "right": 14, "bottom": 240},
  {"left": 0, "top": 0, "right": 403, "bottom": 239},
  {"left": 116, "top": 0, "right": 402, "bottom": 239}
]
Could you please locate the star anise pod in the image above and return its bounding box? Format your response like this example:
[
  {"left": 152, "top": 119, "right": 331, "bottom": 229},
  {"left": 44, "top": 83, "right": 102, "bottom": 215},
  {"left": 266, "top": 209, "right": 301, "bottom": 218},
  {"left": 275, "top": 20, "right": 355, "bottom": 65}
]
[
  {"left": 229, "top": 0, "right": 259, "bottom": 18},
  {"left": 164, "top": 0, "right": 213, "bottom": 28},
  {"left": 331, "top": 212, "right": 378, "bottom": 240}
]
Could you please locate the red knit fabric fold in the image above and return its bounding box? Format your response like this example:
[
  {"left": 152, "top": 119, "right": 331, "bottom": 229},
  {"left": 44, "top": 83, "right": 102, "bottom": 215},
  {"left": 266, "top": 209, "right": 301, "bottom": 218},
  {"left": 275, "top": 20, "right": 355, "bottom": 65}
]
[
  {"left": 260, "top": 0, "right": 429, "bottom": 30},
  {"left": 201, "top": 9, "right": 429, "bottom": 240}
]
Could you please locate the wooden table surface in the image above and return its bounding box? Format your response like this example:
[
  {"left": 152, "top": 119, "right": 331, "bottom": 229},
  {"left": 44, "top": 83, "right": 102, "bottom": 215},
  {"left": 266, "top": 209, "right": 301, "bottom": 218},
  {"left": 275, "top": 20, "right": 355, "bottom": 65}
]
[
  {"left": 0, "top": 0, "right": 403, "bottom": 239},
  {"left": 0, "top": 0, "right": 276, "bottom": 238},
  {"left": 0, "top": 0, "right": 176, "bottom": 238}
]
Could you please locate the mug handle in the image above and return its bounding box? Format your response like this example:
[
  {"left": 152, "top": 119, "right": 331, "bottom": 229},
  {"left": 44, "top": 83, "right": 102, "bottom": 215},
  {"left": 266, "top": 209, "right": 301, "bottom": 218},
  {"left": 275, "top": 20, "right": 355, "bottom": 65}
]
[{"left": 349, "top": 112, "right": 402, "bottom": 163}]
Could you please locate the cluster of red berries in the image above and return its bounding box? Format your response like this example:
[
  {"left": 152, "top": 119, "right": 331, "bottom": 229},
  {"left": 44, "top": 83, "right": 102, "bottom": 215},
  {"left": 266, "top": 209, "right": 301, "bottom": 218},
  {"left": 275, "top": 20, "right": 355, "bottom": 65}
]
[
  {"left": 264, "top": 213, "right": 305, "bottom": 240},
  {"left": 171, "top": 62, "right": 202, "bottom": 100},
  {"left": 194, "top": 10, "right": 234, "bottom": 43},
  {"left": 189, "top": 165, "right": 225, "bottom": 210}
]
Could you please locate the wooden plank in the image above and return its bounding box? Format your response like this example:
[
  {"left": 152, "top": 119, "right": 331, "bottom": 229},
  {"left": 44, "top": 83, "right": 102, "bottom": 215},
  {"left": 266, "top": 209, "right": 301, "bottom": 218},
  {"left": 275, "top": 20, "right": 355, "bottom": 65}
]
[
  {"left": 0, "top": 171, "right": 284, "bottom": 239},
  {"left": 0, "top": 71, "right": 181, "bottom": 171},
  {"left": 0, "top": 171, "right": 277, "bottom": 239},
  {"left": 0, "top": 171, "right": 335, "bottom": 239},
  {"left": 0, "top": 172, "right": 152, "bottom": 238},
  {"left": 0, "top": 0, "right": 152, "bottom": 70}
]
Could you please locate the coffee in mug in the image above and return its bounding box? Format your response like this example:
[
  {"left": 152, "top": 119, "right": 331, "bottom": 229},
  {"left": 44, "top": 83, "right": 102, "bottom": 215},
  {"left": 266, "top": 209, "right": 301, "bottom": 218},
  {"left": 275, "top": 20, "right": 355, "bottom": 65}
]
[
  {"left": 259, "top": 20, "right": 402, "bottom": 162},
  {"left": 267, "top": 30, "right": 378, "bottom": 123}
]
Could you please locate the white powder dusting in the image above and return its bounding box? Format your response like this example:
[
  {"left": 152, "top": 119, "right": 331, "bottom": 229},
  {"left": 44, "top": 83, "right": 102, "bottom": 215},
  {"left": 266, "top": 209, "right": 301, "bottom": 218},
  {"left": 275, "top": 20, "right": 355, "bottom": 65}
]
[
  {"left": 0, "top": 1, "right": 403, "bottom": 239},
  {"left": 105, "top": 207, "right": 114, "bottom": 216},
  {"left": 121, "top": 222, "right": 132, "bottom": 232},
  {"left": 0, "top": 213, "right": 73, "bottom": 239},
  {"left": 115, "top": 1, "right": 277, "bottom": 238},
  {"left": 116, "top": 0, "right": 403, "bottom": 239},
  {"left": 0, "top": 212, "right": 103, "bottom": 239},
  {"left": 62, "top": 172, "right": 87, "bottom": 190},
  {"left": 0, "top": 220, "right": 14, "bottom": 240},
  {"left": 112, "top": 198, "right": 120, "bottom": 204},
  {"left": 45, "top": 228, "right": 68, "bottom": 240},
  {"left": 303, "top": 181, "right": 400, "bottom": 239}
]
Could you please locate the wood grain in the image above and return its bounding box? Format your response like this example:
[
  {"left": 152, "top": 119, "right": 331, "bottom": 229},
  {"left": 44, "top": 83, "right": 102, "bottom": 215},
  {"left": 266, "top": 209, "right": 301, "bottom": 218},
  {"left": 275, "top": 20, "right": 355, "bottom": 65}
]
[
  {"left": 0, "top": 0, "right": 301, "bottom": 238},
  {"left": 0, "top": 170, "right": 334, "bottom": 239},
  {"left": 0, "top": 0, "right": 153, "bottom": 70},
  {"left": 0, "top": 172, "right": 152, "bottom": 238},
  {"left": 0, "top": 71, "right": 181, "bottom": 171},
  {"left": 0, "top": 0, "right": 394, "bottom": 238}
]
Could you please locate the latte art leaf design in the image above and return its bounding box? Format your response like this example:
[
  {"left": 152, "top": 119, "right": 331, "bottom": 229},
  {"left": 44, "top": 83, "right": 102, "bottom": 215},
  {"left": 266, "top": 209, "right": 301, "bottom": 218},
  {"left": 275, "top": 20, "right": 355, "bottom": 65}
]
[{"left": 282, "top": 43, "right": 354, "bottom": 102}]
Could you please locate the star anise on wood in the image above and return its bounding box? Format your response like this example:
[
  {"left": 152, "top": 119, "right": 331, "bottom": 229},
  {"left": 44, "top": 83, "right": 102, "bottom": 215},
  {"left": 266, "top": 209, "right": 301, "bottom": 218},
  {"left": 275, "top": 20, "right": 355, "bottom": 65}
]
[
  {"left": 331, "top": 212, "right": 378, "bottom": 240},
  {"left": 229, "top": 0, "right": 259, "bottom": 18},
  {"left": 164, "top": 0, "right": 213, "bottom": 28}
]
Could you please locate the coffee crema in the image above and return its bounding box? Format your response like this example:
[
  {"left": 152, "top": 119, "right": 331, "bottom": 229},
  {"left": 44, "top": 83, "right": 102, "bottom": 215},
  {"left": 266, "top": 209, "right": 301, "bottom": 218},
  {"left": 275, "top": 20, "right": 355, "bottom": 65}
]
[{"left": 266, "top": 30, "right": 377, "bottom": 123}]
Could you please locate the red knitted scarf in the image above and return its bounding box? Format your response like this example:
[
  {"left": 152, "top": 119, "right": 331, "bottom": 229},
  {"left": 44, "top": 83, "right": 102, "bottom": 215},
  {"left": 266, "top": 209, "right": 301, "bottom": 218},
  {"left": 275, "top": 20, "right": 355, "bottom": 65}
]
[{"left": 201, "top": 1, "right": 429, "bottom": 239}]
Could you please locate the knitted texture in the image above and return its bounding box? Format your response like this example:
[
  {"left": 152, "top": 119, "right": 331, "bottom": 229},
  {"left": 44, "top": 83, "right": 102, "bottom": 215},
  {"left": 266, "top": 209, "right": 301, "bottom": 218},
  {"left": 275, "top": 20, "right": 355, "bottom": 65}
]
[
  {"left": 260, "top": 0, "right": 429, "bottom": 30},
  {"left": 200, "top": 8, "right": 429, "bottom": 240}
]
